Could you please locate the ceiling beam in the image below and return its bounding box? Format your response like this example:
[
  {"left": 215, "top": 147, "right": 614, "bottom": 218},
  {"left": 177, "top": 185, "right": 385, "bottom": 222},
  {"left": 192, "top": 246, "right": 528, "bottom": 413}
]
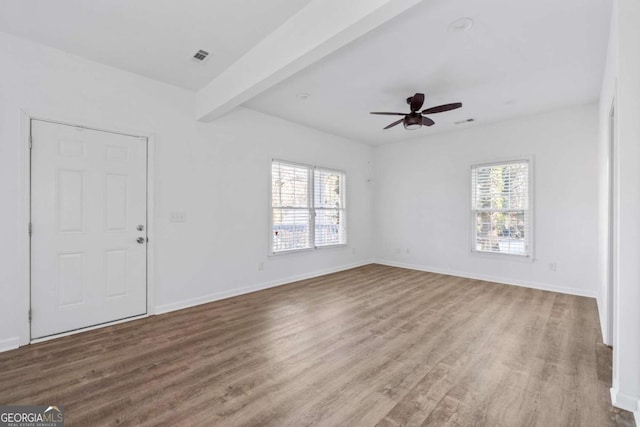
[{"left": 195, "top": 0, "right": 422, "bottom": 122}]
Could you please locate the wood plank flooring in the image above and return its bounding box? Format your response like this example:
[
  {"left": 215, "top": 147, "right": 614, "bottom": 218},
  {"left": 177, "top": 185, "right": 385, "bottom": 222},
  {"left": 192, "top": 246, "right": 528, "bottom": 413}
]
[{"left": 0, "top": 264, "right": 634, "bottom": 426}]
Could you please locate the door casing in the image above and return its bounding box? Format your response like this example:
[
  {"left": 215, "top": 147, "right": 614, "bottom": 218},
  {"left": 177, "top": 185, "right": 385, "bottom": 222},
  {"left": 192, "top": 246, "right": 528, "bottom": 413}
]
[
  {"left": 20, "top": 111, "right": 157, "bottom": 345},
  {"left": 607, "top": 100, "right": 616, "bottom": 348}
]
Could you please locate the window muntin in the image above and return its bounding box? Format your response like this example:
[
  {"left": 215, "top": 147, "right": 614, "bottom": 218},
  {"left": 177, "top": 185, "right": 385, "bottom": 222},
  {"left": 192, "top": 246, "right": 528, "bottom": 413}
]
[
  {"left": 471, "top": 160, "right": 531, "bottom": 256},
  {"left": 314, "top": 168, "right": 346, "bottom": 247},
  {"left": 271, "top": 160, "right": 346, "bottom": 254}
]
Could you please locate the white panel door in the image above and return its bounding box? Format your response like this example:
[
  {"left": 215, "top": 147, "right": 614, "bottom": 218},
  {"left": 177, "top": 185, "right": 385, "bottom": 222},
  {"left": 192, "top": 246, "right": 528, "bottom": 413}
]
[{"left": 31, "top": 120, "right": 147, "bottom": 339}]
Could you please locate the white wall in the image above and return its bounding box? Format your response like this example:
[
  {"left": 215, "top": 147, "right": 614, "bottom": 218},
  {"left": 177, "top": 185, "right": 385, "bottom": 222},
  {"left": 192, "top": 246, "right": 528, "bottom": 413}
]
[
  {"left": 0, "top": 32, "right": 374, "bottom": 350},
  {"left": 2, "top": 29, "right": 625, "bottom": 407},
  {"left": 2, "top": 9, "right": 634, "bottom": 418},
  {"left": 374, "top": 104, "right": 599, "bottom": 297},
  {"left": 597, "top": 0, "right": 640, "bottom": 418}
]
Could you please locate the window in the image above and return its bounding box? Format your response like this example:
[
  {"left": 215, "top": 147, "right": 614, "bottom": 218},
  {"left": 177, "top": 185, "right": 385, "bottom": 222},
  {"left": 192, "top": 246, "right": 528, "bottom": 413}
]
[
  {"left": 271, "top": 160, "right": 346, "bottom": 254},
  {"left": 471, "top": 160, "right": 531, "bottom": 256},
  {"left": 314, "top": 168, "right": 347, "bottom": 247}
]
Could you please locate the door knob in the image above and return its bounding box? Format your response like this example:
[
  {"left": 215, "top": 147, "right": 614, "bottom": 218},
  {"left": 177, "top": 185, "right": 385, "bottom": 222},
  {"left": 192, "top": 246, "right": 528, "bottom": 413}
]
[
  {"left": 137, "top": 237, "right": 145, "bottom": 244},
  {"left": 137, "top": 225, "right": 145, "bottom": 231}
]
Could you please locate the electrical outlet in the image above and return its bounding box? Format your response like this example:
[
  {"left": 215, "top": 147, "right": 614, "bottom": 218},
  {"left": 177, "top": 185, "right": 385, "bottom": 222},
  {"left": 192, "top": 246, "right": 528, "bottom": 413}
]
[
  {"left": 405, "top": 248, "right": 410, "bottom": 255},
  {"left": 549, "top": 262, "right": 557, "bottom": 272},
  {"left": 258, "top": 262, "right": 265, "bottom": 271}
]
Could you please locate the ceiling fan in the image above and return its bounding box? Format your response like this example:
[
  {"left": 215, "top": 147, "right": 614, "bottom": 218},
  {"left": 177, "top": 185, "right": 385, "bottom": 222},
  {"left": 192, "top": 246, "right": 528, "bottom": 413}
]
[{"left": 370, "top": 93, "right": 462, "bottom": 130}]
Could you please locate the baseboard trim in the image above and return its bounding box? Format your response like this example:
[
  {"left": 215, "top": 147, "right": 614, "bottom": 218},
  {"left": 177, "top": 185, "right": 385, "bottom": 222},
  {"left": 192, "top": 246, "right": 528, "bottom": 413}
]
[
  {"left": 611, "top": 387, "right": 640, "bottom": 414},
  {"left": 374, "top": 260, "right": 598, "bottom": 299},
  {"left": 156, "top": 260, "right": 374, "bottom": 315},
  {"left": 0, "top": 337, "right": 20, "bottom": 353}
]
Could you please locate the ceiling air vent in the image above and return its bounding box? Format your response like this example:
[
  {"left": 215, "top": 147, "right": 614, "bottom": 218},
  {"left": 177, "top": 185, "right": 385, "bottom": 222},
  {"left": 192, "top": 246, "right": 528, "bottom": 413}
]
[
  {"left": 454, "top": 118, "right": 475, "bottom": 125},
  {"left": 192, "top": 49, "right": 210, "bottom": 63}
]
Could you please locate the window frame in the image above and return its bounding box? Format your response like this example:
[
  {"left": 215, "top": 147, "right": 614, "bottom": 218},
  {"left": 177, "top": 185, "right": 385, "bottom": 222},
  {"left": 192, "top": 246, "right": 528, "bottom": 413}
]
[
  {"left": 469, "top": 157, "right": 534, "bottom": 260},
  {"left": 270, "top": 159, "right": 347, "bottom": 255}
]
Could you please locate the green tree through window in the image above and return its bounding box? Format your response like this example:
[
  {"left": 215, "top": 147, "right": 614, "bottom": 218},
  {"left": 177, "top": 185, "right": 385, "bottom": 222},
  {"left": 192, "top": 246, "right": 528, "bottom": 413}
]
[
  {"left": 471, "top": 161, "right": 530, "bottom": 256},
  {"left": 272, "top": 160, "right": 346, "bottom": 253}
]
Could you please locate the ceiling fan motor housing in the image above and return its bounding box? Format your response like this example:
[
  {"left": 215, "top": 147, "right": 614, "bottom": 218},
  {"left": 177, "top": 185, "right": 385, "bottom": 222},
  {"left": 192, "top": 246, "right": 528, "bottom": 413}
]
[
  {"left": 370, "top": 92, "right": 462, "bottom": 130},
  {"left": 404, "top": 113, "right": 422, "bottom": 130}
]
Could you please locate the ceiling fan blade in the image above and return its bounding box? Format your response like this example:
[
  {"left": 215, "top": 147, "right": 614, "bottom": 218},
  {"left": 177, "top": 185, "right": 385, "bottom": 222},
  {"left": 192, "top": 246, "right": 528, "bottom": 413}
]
[
  {"left": 422, "top": 116, "right": 435, "bottom": 127},
  {"left": 370, "top": 112, "right": 405, "bottom": 116},
  {"left": 410, "top": 93, "right": 425, "bottom": 111},
  {"left": 421, "top": 102, "right": 462, "bottom": 114},
  {"left": 384, "top": 118, "right": 404, "bottom": 129}
]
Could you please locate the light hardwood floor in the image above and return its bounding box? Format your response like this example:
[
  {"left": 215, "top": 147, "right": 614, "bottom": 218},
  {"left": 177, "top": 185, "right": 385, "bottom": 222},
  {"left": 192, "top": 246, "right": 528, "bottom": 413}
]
[{"left": 0, "top": 264, "right": 634, "bottom": 426}]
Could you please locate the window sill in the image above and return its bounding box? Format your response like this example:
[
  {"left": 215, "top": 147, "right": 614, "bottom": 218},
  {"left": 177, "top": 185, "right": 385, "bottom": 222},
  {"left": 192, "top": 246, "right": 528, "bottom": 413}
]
[
  {"left": 315, "top": 243, "right": 348, "bottom": 250},
  {"left": 470, "top": 249, "right": 535, "bottom": 263},
  {"left": 270, "top": 243, "right": 348, "bottom": 257}
]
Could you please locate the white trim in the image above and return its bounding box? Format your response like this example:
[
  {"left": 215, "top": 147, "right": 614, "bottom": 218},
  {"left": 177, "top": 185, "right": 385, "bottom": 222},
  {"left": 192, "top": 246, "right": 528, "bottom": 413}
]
[
  {"left": 156, "top": 260, "right": 373, "bottom": 314},
  {"left": 469, "top": 156, "right": 535, "bottom": 260},
  {"left": 610, "top": 387, "right": 640, "bottom": 414},
  {"left": 268, "top": 247, "right": 316, "bottom": 257},
  {"left": 270, "top": 158, "right": 347, "bottom": 255},
  {"left": 267, "top": 243, "right": 351, "bottom": 259},
  {"left": 0, "top": 337, "right": 20, "bottom": 353},
  {"left": 375, "top": 260, "right": 598, "bottom": 298},
  {"left": 21, "top": 111, "right": 157, "bottom": 346},
  {"left": 313, "top": 243, "right": 348, "bottom": 250},
  {"left": 603, "top": 91, "right": 618, "bottom": 347},
  {"left": 20, "top": 112, "right": 31, "bottom": 346},
  {"left": 270, "top": 159, "right": 314, "bottom": 254},
  {"left": 267, "top": 154, "right": 276, "bottom": 256},
  {"left": 146, "top": 135, "right": 158, "bottom": 315},
  {"left": 469, "top": 250, "right": 534, "bottom": 263},
  {"left": 23, "top": 114, "right": 153, "bottom": 139}
]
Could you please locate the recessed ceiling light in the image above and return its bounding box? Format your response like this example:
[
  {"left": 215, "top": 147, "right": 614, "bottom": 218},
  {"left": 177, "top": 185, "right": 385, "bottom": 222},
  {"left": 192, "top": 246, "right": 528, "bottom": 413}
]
[
  {"left": 448, "top": 17, "right": 474, "bottom": 33},
  {"left": 296, "top": 92, "right": 311, "bottom": 100}
]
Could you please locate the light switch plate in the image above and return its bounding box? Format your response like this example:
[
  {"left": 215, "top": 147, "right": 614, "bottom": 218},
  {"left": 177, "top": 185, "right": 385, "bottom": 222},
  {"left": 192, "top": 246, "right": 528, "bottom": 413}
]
[{"left": 170, "top": 211, "right": 187, "bottom": 222}]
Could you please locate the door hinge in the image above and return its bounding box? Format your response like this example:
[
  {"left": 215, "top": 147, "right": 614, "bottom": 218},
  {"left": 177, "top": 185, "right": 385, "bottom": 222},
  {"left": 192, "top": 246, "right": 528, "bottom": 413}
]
[
  {"left": 28, "top": 222, "right": 32, "bottom": 236},
  {"left": 28, "top": 309, "right": 32, "bottom": 323},
  {"left": 29, "top": 135, "right": 33, "bottom": 149}
]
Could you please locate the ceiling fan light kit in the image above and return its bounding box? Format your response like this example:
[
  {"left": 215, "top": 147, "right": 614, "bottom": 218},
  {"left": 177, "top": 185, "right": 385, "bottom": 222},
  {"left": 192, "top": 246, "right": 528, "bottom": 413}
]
[
  {"left": 370, "top": 93, "right": 463, "bottom": 131},
  {"left": 403, "top": 113, "right": 422, "bottom": 130}
]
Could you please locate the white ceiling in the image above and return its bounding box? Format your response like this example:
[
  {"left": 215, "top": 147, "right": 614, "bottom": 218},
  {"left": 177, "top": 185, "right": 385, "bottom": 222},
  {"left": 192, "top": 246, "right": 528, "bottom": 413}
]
[
  {"left": 0, "top": 0, "right": 312, "bottom": 90},
  {"left": 246, "top": 0, "right": 612, "bottom": 145},
  {"left": 0, "top": 0, "right": 611, "bottom": 145}
]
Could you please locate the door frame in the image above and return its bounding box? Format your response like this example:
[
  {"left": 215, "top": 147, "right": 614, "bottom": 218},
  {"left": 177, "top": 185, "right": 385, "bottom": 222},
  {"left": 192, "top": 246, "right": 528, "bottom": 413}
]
[
  {"left": 20, "top": 111, "right": 157, "bottom": 345},
  {"left": 606, "top": 99, "right": 617, "bottom": 347}
]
